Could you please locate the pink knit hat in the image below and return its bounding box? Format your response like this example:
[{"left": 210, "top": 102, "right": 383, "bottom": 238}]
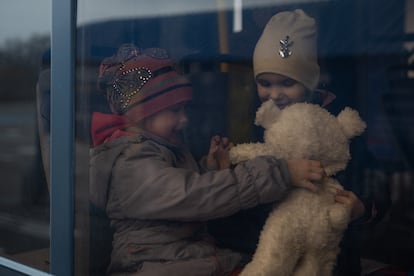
[
  {"left": 98, "top": 44, "right": 192, "bottom": 122},
  {"left": 253, "top": 9, "right": 320, "bottom": 91}
]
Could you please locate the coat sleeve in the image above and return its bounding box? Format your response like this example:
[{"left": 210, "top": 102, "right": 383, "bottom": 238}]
[{"left": 106, "top": 141, "right": 291, "bottom": 221}]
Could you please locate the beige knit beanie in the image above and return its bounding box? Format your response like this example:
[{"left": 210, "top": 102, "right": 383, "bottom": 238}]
[{"left": 253, "top": 9, "right": 320, "bottom": 91}]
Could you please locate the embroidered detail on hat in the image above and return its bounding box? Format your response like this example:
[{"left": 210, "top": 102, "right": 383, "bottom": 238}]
[
  {"left": 279, "top": 36, "right": 293, "bottom": 58},
  {"left": 111, "top": 67, "right": 152, "bottom": 113}
]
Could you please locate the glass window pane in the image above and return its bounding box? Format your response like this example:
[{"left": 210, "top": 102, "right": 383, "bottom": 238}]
[
  {"left": 0, "top": 0, "right": 51, "bottom": 273},
  {"left": 77, "top": 0, "right": 414, "bottom": 275}
]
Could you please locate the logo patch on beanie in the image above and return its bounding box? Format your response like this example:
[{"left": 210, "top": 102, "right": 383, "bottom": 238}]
[{"left": 279, "top": 36, "right": 293, "bottom": 58}]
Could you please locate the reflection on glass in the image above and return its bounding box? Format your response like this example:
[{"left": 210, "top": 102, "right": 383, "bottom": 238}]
[
  {"left": 78, "top": 1, "right": 414, "bottom": 275},
  {"left": 0, "top": 0, "right": 51, "bottom": 272}
]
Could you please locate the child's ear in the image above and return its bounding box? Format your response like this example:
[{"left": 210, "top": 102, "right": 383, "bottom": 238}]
[{"left": 255, "top": 100, "right": 281, "bottom": 129}]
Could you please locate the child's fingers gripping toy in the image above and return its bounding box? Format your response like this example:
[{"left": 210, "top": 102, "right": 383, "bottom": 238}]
[{"left": 230, "top": 100, "right": 366, "bottom": 276}]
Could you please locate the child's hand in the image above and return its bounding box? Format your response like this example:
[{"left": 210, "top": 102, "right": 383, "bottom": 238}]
[
  {"left": 335, "top": 189, "right": 366, "bottom": 221},
  {"left": 207, "top": 135, "right": 233, "bottom": 170},
  {"left": 287, "top": 159, "right": 325, "bottom": 192}
]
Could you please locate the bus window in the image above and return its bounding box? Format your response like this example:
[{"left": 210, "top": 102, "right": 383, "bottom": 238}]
[{"left": 77, "top": 1, "right": 414, "bottom": 275}]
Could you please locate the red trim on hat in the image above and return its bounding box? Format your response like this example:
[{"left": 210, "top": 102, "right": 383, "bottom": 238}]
[
  {"left": 126, "top": 83, "right": 192, "bottom": 112},
  {"left": 125, "top": 86, "right": 193, "bottom": 122},
  {"left": 137, "top": 70, "right": 190, "bottom": 98}
]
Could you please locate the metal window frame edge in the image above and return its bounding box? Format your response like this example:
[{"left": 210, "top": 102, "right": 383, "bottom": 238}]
[
  {"left": 50, "top": 0, "right": 77, "bottom": 275},
  {"left": 0, "top": 257, "right": 52, "bottom": 276}
]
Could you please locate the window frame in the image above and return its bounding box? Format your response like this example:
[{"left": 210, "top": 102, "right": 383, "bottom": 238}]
[{"left": 49, "top": 0, "right": 76, "bottom": 275}]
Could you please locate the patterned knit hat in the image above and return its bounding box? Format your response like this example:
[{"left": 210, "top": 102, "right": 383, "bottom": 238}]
[
  {"left": 98, "top": 44, "right": 192, "bottom": 122},
  {"left": 253, "top": 9, "right": 320, "bottom": 91}
]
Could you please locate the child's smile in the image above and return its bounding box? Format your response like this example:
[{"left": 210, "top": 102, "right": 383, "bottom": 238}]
[{"left": 256, "top": 73, "right": 309, "bottom": 109}]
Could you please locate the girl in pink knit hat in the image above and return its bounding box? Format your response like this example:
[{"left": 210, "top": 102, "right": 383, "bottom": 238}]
[{"left": 89, "top": 43, "right": 327, "bottom": 275}]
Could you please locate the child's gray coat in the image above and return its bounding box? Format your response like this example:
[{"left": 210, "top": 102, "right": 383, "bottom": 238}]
[{"left": 90, "top": 132, "right": 292, "bottom": 275}]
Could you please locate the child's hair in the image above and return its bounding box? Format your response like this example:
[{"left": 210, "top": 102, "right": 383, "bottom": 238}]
[
  {"left": 97, "top": 44, "right": 192, "bottom": 122},
  {"left": 253, "top": 9, "right": 320, "bottom": 91}
]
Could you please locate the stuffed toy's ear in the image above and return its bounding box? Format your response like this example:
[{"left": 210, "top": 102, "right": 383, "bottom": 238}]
[
  {"left": 337, "top": 107, "right": 367, "bottom": 139},
  {"left": 255, "top": 100, "right": 282, "bottom": 129}
]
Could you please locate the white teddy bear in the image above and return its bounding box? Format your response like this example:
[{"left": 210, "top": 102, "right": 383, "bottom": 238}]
[{"left": 230, "top": 100, "right": 366, "bottom": 276}]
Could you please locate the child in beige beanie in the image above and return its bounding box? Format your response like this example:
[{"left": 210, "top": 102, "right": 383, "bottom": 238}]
[
  {"left": 253, "top": 8, "right": 364, "bottom": 219},
  {"left": 248, "top": 9, "right": 368, "bottom": 276},
  {"left": 253, "top": 9, "right": 335, "bottom": 109}
]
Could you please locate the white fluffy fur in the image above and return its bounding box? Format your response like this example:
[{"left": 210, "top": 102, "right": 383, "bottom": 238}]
[{"left": 230, "top": 101, "right": 366, "bottom": 276}]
